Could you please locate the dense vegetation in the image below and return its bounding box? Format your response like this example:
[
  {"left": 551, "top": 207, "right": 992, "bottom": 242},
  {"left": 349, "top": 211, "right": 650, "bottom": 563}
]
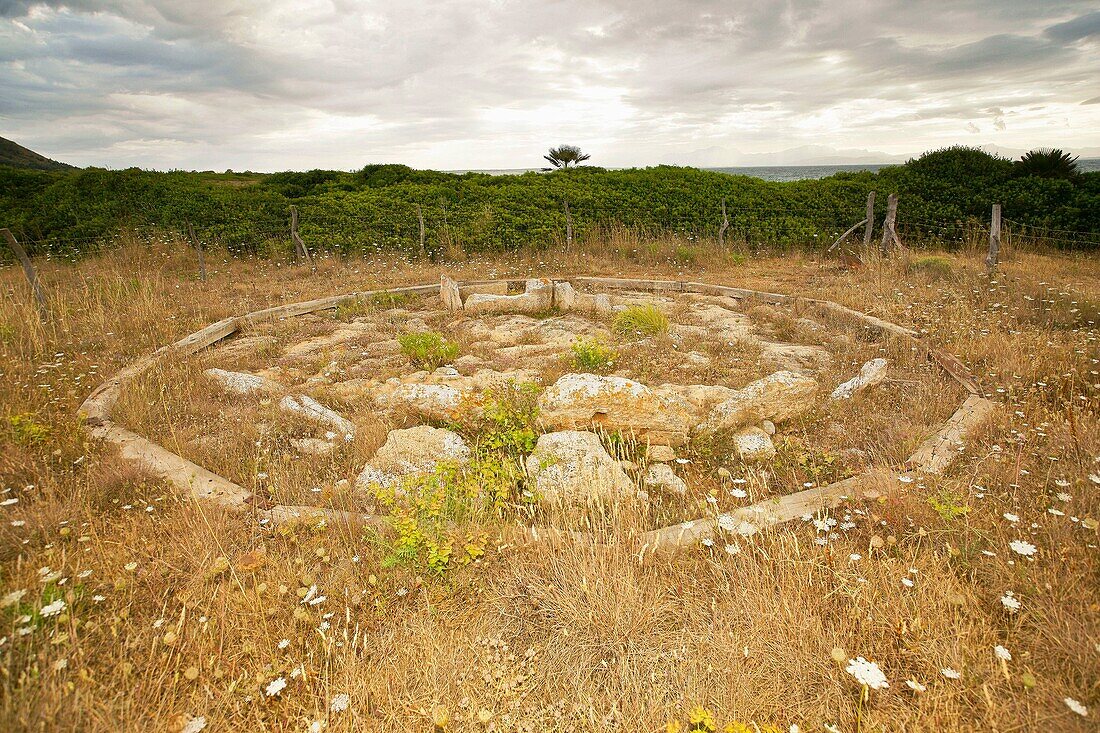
[{"left": 0, "top": 146, "right": 1096, "bottom": 257}]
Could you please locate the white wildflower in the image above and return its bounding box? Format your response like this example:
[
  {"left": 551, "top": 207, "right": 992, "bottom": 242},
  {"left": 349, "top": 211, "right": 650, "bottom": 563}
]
[
  {"left": 40, "top": 599, "right": 65, "bottom": 617},
  {"left": 265, "top": 677, "right": 287, "bottom": 697},
  {"left": 181, "top": 717, "right": 207, "bottom": 733},
  {"left": 905, "top": 679, "right": 926, "bottom": 692},
  {"left": 0, "top": 589, "right": 26, "bottom": 608},
  {"left": 1003, "top": 513, "right": 1019, "bottom": 523},
  {"left": 330, "top": 692, "right": 350, "bottom": 713},
  {"left": 941, "top": 667, "right": 961, "bottom": 679},
  {"left": 1000, "top": 591, "right": 1021, "bottom": 613},
  {"left": 1009, "top": 540, "right": 1037, "bottom": 556},
  {"left": 1064, "top": 697, "right": 1088, "bottom": 717},
  {"left": 845, "top": 657, "right": 889, "bottom": 689},
  {"left": 994, "top": 645, "right": 1011, "bottom": 661}
]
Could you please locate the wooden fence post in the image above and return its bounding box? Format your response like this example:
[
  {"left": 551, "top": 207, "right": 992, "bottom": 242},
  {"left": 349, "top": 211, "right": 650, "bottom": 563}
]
[
  {"left": 986, "top": 203, "right": 1001, "bottom": 270},
  {"left": 186, "top": 220, "right": 207, "bottom": 282},
  {"left": 718, "top": 197, "right": 730, "bottom": 247},
  {"left": 563, "top": 199, "right": 573, "bottom": 246},
  {"left": 862, "top": 191, "right": 875, "bottom": 250},
  {"left": 289, "top": 206, "right": 315, "bottom": 271},
  {"left": 1, "top": 228, "right": 48, "bottom": 323},
  {"left": 416, "top": 204, "right": 426, "bottom": 257},
  {"left": 879, "top": 193, "right": 903, "bottom": 255}
]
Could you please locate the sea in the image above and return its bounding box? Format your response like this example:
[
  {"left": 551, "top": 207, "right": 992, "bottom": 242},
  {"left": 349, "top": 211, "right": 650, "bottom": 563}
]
[{"left": 453, "top": 158, "right": 1100, "bottom": 182}]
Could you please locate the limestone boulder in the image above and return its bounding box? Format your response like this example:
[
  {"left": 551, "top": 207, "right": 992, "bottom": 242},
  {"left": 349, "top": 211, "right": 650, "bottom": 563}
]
[
  {"left": 830, "top": 358, "right": 888, "bottom": 400},
  {"left": 359, "top": 368, "right": 540, "bottom": 421},
  {"left": 643, "top": 462, "right": 688, "bottom": 495},
  {"left": 553, "top": 281, "right": 577, "bottom": 310},
  {"left": 538, "top": 373, "right": 697, "bottom": 446},
  {"left": 464, "top": 278, "right": 553, "bottom": 315},
  {"left": 760, "top": 342, "right": 832, "bottom": 373},
  {"left": 696, "top": 370, "right": 818, "bottom": 435},
  {"left": 357, "top": 426, "right": 470, "bottom": 493},
  {"left": 525, "top": 430, "right": 635, "bottom": 505},
  {"left": 646, "top": 444, "right": 677, "bottom": 463},
  {"left": 732, "top": 427, "right": 776, "bottom": 462}
]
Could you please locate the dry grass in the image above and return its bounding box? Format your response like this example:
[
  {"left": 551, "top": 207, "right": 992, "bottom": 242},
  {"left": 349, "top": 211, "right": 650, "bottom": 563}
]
[{"left": 0, "top": 236, "right": 1097, "bottom": 732}]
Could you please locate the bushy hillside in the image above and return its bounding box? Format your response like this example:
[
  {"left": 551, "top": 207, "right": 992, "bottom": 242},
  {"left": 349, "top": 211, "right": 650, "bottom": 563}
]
[{"left": 0, "top": 137, "right": 73, "bottom": 171}]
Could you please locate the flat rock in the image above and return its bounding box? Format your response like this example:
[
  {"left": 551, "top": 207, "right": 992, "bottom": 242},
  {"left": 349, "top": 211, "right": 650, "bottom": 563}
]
[
  {"left": 357, "top": 426, "right": 470, "bottom": 493},
  {"left": 760, "top": 342, "right": 832, "bottom": 373},
  {"left": 643, "top": 462, "right": 687, "bottom": 494},
  {"left": 290, "top": 437, "right": 336, "bottom": 456},
  {"left": 696, "top": 370, "right": 818, "bottom": 435},
  {"left": 356, "top": 368, "right": 540, "bottom": 421},
  {"left": 831, "top": 358, "right": 888, "bottom": 399},
  {"left": 279, "top": 394, "right": 356, "bottom": 438},
  {"left": 525, "top": 430, "right": 635, "bottom": 506},
  {"left": 538, "top": 373, "right": 697, "bottom": 446}
]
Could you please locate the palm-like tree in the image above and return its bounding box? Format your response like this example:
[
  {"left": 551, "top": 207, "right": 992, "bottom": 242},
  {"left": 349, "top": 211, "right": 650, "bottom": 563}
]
[
  {"left": 544, "top": 145, "right": 590, "bottom": 169},
  {"left": 1015, "top": 148, "right": 1080, "bottom": 179}
]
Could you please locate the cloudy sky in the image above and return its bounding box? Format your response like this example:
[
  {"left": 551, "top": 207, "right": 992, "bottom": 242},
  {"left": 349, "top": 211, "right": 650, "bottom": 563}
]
[{"left": 1, "top": 0, "right": 1098, "bottom": 171}]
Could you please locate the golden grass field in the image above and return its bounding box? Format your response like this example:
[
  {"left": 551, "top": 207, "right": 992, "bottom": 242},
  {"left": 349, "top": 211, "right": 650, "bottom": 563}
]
[{"left": 0, "top": 234, "right": 1097, "bottom": 732}]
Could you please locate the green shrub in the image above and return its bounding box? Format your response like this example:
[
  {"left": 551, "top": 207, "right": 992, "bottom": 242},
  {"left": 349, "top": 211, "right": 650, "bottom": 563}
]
[
  {"left": 613, "top": 304, "right": 669, "bottom": 337},
  {"left": 571, "top": 338, "right": 617, "bottom": 373},
  {"left": 397, "top": 331, "right": 458, "bottom": 370},
  {"left": 909, "top": 255, "right": 954, "bottom": 280}
]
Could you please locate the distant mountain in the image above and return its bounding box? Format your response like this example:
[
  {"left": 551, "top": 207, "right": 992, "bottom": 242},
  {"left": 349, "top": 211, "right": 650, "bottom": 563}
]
[{"left": 0, "top": 136, "right": 74, "bottom": 170}]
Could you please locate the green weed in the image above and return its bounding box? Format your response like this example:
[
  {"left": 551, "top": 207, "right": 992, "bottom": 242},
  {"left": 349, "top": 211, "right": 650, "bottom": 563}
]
[
  {"left": 613, "top": 304, "right": 669, "bottom": 337},
  {"left": 397, "top": 331, "right": 458, "bottom": 370},
  {"left": 570, "top": 338, "right": 617, "bottom": 373}
]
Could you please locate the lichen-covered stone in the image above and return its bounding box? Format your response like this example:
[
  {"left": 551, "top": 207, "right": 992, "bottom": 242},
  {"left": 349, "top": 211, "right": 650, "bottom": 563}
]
[
  {"left": 279, "top": 394, "right": 355, "bottom": 438},
  {"left": 440, "top": 274, "right": 463, "bottom": 311},
  {"left": 696, "top": 370, "right": 818, "bottom": 436},
  {"left": 356, "top": 426, "right": 470, "bottom": 493},
  {"left": 525, "top": 430, "right": 635, "bottom": 505},
  {"left": 643, "top": 462, "right": 687, "bottom": 494},
  {"left": 732, "top": 427, "right": 776, "bottom": 462},
  {"left": 538, "top": 373, "right": 697, "bottom": 446},
  {"left": 205, "top": 368, "right": 283, "bottom": 395},
  {"left": 464, "top": 278, "right": 553, "bottom": 315},
  {"left": 830, "top": 358, "right": 888, "bottom": 400}
]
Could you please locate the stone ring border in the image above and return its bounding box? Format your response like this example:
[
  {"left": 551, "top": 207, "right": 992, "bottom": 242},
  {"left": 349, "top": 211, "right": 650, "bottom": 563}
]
[{"left": 77, "top": 277, "right": 997, "bottom": 558}]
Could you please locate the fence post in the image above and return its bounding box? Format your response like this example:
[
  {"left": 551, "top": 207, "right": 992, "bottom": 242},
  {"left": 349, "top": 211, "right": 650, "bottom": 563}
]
[
  {"left": 289, "top": 206, "right": 315, "bottom": 271},
  {"left": 416, "top": 204, "right": 426, "bottom": 257},
  {"left": 186, "top": 220, "right": 207, "bottom": 282},
  {"left": 879, "top": 193, "right": 903, "bottom": 255},
  {"left": 1, "top": 228, "right": 48, "bottom": 323},
  {"left": 862, "top": 191, "right": 875, "bottom": 250},
  {"left": 563, "top": 199, "right": 573, "bottom": 246},
  {"left": 986, "top": 203, "right": 1001, "bottom": 270},
  {"left": 718, "top": 197, "right": 730, "bottom": 247}
]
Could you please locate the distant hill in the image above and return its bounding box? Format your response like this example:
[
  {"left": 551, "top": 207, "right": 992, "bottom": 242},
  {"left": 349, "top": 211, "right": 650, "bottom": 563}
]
[{"left": 0, "top": 136, "right": 73, "bottom": 170}]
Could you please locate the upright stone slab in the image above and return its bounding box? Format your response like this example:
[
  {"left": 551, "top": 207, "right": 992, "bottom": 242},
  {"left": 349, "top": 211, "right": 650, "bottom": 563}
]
[{"left": 440, "top": 275, "right": 463, "bottom": 311}]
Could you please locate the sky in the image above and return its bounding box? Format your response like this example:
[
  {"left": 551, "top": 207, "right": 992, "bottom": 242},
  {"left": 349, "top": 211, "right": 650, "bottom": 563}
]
[{"left": 1, "top": 0, "right": 1098, "bottom": 171}]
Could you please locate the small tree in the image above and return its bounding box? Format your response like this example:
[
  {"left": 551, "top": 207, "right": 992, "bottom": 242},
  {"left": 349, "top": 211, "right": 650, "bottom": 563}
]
[
  {"left": 1015, "top": 148, "right": 1080, "bottom": 179},
  {"left": 544, "top": 145, "right": 590, "bottom": 169}
]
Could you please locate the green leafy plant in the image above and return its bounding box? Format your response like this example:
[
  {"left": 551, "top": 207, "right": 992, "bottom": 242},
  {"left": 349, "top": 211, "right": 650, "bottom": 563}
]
[
  {"left": 8, "top": 413, "right": 50, "bottom": 445},
  {"left": 477, "top": 382, "right": 541, "bottom": 456},
  {"left": 612, "top": 304, "right": 669, "bottom": 337},
  {"left": 1015, "top": 148, "right": 1079, "bottom": 180},
  {"left": 570, "top": 338, "right": 617, "bottom": 373},
  {"left": 397, "top": 331, "right": 458, "bottom": 370},
  {"left": 928, "top": 488, "right": 970, "bottom": 521}
]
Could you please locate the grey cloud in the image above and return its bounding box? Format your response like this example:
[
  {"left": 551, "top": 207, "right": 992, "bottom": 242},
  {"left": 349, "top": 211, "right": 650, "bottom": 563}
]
[{"left": 1045, "top": 11, "right": 1100, "bottom": 42}]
